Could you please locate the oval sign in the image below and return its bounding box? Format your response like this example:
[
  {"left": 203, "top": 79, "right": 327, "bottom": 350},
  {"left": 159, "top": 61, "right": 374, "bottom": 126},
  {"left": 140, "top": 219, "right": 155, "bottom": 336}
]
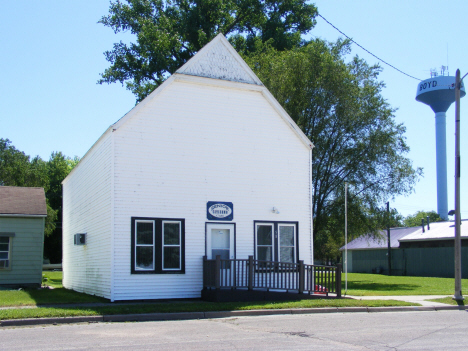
[
  {"left": 207, "top": 202, "right": 234, "bottom": 221},
  {"left": 209, "top": 204, "right": 232, "bottom": 218}
]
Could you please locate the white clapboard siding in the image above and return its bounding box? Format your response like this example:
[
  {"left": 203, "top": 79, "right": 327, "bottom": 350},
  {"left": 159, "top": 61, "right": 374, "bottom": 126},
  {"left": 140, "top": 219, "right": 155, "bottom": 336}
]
[
  {"left": 62, "top": 132, "right": 113, "bottom": 299},
  {"left": 111, "top": 77, "right": 312, "bottom": 300}
]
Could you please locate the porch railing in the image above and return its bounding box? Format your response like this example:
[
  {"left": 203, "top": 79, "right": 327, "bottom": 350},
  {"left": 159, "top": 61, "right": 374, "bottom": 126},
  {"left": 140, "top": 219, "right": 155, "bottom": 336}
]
[{"left": 203, "top": 255, "right": 341, "bottom": 298}]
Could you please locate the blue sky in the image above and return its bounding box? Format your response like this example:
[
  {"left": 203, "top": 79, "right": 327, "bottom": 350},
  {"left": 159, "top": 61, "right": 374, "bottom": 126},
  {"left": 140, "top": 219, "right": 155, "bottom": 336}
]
[{"left": 1, "top": 1, "right": 467, "bottom": 218}]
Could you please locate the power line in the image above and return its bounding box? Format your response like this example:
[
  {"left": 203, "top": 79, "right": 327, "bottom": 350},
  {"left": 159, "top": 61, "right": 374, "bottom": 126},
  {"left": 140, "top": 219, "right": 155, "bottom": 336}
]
[{"left": 318, "top": 14, "right": 422, "bottom": 81}]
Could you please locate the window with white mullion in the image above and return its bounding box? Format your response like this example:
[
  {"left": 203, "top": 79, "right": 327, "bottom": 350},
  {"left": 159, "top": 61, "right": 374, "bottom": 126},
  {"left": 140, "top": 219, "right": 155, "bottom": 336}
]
[
  {"left": 278, "top": 224, "right": 296, "bottom": 263},
  {"left": 0, "top": 237, "right": 10, "bottom": 269},
  {"left": 256, "top": 224, "right": 274, "bottom": 262},
  {"left": 135, "top": 220, "right": 155, "bottom": 271},
  {"left": 162, "top": 221, "right": 181, "bottom": 270}
]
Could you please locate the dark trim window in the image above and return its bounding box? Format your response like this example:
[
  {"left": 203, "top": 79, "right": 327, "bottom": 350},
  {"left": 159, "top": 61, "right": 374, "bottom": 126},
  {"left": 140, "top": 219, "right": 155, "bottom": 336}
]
[
  {"left": 131, "top": 217, "right": 185, "bottom": 274},
  {"left": 0, "top": 233, "right": 13, "bottom": 270},
  {"left": 254, "top": 221, "right": 298, "bottom": 263}
]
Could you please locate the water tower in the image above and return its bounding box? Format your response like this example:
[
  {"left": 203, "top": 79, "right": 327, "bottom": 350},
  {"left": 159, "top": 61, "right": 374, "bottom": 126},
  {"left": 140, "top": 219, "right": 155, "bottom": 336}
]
[{"left": 416, "top": 70, "right": 465, "bottom": 220}]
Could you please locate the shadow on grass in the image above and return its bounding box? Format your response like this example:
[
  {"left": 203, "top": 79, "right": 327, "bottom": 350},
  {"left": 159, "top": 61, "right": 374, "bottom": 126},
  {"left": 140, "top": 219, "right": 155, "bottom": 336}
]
[
  {"left": 27, "top": 288, "right": 108, "bottom": 305},
  {"left": 347, "top": 280, "right": 420, "bottom": 292}
]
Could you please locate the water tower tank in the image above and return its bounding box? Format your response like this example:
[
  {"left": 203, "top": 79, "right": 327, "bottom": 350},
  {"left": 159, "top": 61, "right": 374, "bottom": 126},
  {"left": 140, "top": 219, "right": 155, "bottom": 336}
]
[{"left": 416, "top": 75, "right": 465, "bottom": 220}]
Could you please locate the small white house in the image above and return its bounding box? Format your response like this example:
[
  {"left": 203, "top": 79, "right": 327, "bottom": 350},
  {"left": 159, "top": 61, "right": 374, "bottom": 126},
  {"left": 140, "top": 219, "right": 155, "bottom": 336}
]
[{"left": 62, "top": 34, "right": 314, "bottom": 301}]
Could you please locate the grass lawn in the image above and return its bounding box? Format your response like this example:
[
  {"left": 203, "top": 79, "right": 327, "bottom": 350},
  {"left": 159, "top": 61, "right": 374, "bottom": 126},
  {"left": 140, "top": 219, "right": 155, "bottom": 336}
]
[
  {"left": 0, "top": 271, "right": 421, "bottom": 321},
  {"left": 0, "top": 271, "right": 107, "bottom": 307},
  {"left": 426, "top": 296, "right": 466, "bottom": 306},
  {"left": 345, "top": 273, "right": 468, "bottom": 296},
  {"left": 6, "top": 271, "right": 466, "bottom": 321},
  {"left": 0, "top": 299, "right": 416, "bottom": 321}
]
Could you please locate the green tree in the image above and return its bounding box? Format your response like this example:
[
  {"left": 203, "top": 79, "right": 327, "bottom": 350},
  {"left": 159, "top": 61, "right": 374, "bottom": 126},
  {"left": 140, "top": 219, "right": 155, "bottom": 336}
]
[
  {"left": 0, "top": 138, "right": 57, "bottom": 237},
  {"left": 0, "top": 139, "right": 79, "bottom": 262},
  {"left": 315, "top": 187, "right": 403, "bottom": 262},
  {"left": 245, "top": 40, "right": 421, "bottom": 261},
  {"left": 44, "top": 152, "right": 80, "bottom": 263},
  {"left": 98, "top": 0, "right": 317, "bottom": 101},
  {"left": 0, "top": 139, "right": 48, "bottom": 189},
  {"left": 404, "top": 210, "right": 442, "bottom": 228}
]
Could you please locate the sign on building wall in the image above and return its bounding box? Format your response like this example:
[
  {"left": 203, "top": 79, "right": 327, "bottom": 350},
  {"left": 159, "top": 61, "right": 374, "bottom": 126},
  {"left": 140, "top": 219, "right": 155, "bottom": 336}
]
[{"left": 207, "top": 202, "right": 233, "bottom": 221}]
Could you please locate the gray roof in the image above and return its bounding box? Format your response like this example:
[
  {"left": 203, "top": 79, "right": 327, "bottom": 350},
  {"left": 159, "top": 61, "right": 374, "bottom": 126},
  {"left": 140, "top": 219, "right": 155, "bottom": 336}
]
[
  {"left": 341, "top": 227, "right": 420, "bottom": 250},
  {"left": 0, "top": 186, "right": 47, "bottom": 216},
  {"left": 399, "top": 220, "right": 468, "bottom": 242},
  {"left": 341, "top": 219, "right": 468, "bottom": 250}
]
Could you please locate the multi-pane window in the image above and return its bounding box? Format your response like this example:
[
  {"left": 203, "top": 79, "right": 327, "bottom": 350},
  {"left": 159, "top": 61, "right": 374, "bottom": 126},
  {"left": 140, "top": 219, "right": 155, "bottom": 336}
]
[
  {"left": 256, "top": 224, "right": 273, "bottom": 261},
  {"left": 254, "top": 222, "right": 298, "bottom": 263},
  {"left": 131, "top": 217, "right": 185, "bottom": 274},
  {"left": 135, "top": 221, "right": 154, "bottom": 271},
  {"left": 0, "top": 236, "right": 11, "bottom": 269},
  {"left": 162, "top": 221, "right": 181, "bottom": 270},
  {"left": 279, "top": 225, "right": 296, "bottom": 263}
]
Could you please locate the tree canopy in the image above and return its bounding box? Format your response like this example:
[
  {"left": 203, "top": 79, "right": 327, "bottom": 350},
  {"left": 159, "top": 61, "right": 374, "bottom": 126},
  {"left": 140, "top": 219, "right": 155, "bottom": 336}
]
[
  {"left": 404, "top": 210, "right": 442, "bottom": 228},
  {"left": 0, "top": 138, "right": 49, "bottom": 189},
  {"left": 98, "top": 0, "right": 317, "bottom": 101},
  {"left": 0, "top": 139, "right": 79, "bottom": 262},
  {"left": 245, "top": 40, "right": 421, "bottom": 261}
]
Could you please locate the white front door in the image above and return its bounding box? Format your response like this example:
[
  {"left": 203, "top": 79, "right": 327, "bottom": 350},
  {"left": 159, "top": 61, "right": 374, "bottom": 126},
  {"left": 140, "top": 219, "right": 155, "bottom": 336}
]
[{"left": 206, "top": 223, "right": 235, "bottom": 260}]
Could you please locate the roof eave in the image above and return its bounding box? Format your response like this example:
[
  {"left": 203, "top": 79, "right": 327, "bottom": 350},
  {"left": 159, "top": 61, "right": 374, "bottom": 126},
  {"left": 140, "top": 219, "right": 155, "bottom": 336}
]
[{"left": 0, "top": 214, "right": 47, "bottom": 218}]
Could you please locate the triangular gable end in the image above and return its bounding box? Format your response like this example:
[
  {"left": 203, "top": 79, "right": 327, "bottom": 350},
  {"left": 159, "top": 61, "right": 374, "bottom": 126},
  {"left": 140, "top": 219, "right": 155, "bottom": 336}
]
[{"left": 176, "top": 34, "right": 263, "bottom": 85}]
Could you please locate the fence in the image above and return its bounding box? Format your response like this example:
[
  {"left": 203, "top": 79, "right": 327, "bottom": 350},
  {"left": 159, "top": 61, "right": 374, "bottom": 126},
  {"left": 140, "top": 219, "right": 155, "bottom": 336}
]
[{"left": 203, "top": 255, "right": 341, "bottom": 297}]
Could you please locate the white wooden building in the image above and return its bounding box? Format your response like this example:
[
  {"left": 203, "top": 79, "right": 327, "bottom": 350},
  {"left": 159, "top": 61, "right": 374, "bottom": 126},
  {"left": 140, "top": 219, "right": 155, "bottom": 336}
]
[{"left": 62, "top": 34, "right": 314, "bottom": 301}]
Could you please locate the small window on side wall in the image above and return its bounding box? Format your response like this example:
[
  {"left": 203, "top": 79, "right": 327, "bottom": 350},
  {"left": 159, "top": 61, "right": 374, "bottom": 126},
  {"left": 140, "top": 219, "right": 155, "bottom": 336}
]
[
  {"left": 131, "top": 217, "right": 185, "bottom": 274},
  {"left": 0, "top": 234, "right": 13, "bottom": 270}
]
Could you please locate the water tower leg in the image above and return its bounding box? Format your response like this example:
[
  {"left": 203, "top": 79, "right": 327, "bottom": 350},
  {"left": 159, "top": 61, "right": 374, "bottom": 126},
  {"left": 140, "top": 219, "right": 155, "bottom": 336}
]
[{"left": 435, "top": 111, "right": 449, "bottom": 220}]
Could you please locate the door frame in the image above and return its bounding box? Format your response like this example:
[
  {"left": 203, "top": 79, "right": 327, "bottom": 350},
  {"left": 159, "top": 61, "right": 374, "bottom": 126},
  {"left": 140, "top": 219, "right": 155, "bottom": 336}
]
[{"left": 205, "top": 222, "right": 236, "bottom": 259}]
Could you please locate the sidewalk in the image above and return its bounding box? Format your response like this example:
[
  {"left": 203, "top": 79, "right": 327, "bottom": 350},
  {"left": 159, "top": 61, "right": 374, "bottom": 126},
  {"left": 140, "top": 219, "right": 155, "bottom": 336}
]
[
  {"left": 1, "top": 295, "right": 464, "bottom": 328},
  {"left": 346, "top": 295, "right": 454, "bottom": 307}
]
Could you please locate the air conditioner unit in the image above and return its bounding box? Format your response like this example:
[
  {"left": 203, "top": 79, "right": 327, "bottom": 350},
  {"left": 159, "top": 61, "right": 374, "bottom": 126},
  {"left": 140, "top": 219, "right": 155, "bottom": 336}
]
[{"left": 74, "top": 233, "right": 86, "bottom": 245}]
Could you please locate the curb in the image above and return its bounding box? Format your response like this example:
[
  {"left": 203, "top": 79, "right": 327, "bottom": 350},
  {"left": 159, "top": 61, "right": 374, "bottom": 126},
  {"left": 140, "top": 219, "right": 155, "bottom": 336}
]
[
  {"left": 103, "top": 312, "right": 205, "bottom": 322},
  {"left": 1, "top": 305, "right": 464, "bottom": 327},
  {"left": 1, "top": 315, "right": 103, "bottom": 327}
]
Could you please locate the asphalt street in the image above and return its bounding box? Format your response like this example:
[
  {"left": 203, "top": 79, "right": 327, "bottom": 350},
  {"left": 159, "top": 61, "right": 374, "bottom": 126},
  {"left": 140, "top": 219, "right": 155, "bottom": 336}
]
[{"left": 1, "top": 310, "right": 468, "bottom": 350}]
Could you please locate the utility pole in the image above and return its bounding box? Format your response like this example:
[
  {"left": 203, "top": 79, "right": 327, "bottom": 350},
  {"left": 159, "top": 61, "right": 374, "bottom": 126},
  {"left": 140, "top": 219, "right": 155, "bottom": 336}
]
[
  {"left": 453, "top": 69, "right": 464, "bottom": 301},
  {"left": 386, "top": 202, "right": 391, "bottom": 276},
  {"left": 345, "top": 182, "right": 348, "bottom": 293}
]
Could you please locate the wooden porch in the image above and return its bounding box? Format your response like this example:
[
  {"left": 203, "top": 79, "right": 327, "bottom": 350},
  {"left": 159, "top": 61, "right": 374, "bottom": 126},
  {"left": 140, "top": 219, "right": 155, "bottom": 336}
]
[{"left": 202, "top": 256, "right": 342, "bottom": 302}]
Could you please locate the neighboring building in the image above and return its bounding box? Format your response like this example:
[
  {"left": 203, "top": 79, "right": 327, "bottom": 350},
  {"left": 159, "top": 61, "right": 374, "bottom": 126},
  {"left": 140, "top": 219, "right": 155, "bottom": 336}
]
[
  {"left": 341, "top": 220, "right": 468, "bottom": 278},
  {"left": 62, "top": 34, "right": 314, "bottom": 301},
  {"left": 0, "top": 186, "right": 47, "bottom": 287}
]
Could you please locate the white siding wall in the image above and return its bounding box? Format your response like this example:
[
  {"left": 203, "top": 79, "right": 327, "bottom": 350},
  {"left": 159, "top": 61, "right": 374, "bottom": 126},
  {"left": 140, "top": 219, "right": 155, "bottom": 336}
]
[
  {"left": 62, "top": 132, "right": 113, "bottom": 299},
  {"left": 112, "top": 79, "right": 312, "bottom": 300}
]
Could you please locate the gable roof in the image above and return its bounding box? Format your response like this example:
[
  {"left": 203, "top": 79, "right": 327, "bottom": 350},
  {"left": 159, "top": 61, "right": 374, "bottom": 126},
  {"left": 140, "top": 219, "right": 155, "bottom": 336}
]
[
  {"left": 176, "top": 34, "right": 263, "bottom": 85},
  {"left": 65, "top": 34, "right": 314, "bottom": 182},
  {"left": 110, "top": 34, "right": 312, "bottom": 148},
  {"left": 0, "top": 186, "right": 47, "bottom": 217}
]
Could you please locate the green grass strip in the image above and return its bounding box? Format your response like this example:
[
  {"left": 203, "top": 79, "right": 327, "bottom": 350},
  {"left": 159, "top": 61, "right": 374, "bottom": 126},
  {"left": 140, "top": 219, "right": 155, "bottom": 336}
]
[
  {"left": 345, "top": 273, "right": 468, "bottom": 296},
  {"left": 0, "top": 299, "right": 416, "bottom": 321},
  {"left": 426, "top": 296, "right": 466, "bottom": 306}
]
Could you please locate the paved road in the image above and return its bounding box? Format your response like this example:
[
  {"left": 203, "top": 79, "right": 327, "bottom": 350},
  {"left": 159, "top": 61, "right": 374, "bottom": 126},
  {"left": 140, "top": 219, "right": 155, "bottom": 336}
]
[{"left": 1, "top": 310, "right": 468, "bottom": 350}]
